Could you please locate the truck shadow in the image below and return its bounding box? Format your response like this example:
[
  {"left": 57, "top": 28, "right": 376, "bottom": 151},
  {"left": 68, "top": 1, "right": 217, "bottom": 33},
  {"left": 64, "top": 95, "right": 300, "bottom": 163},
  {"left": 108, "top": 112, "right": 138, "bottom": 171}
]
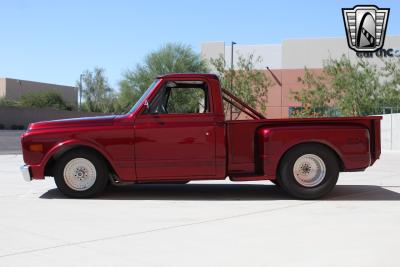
[{"left": 40, "top": 184, "right": 400, "bottom": 201}]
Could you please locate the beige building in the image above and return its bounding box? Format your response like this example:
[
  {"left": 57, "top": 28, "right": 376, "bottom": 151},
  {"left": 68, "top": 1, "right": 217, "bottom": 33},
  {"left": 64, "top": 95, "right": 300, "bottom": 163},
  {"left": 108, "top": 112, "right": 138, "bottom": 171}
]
[
  {"left": 201, "top": 36, "right": 400, "bottom": 118},
  {"left": 0, "top": 78, "right": 77, "bottom": 106}
]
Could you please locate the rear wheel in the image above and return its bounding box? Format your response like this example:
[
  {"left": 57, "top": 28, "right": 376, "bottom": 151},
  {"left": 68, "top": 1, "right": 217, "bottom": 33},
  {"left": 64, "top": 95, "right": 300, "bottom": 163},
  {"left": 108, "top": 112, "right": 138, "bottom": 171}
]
[
  {"left": 278, "top": 143, "right": 339, "bottom": 199},
  {"left": 54, "top": 150, "right": 109, "bottom": 198}
]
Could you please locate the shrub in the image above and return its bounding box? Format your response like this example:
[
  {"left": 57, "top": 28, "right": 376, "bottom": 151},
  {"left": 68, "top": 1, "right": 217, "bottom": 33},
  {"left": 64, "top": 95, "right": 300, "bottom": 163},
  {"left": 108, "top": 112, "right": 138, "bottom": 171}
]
[
  {"left": 20, "top": 91, "right": 74, "bottom": 110},
  {"left": 0, "top": 98, "right": 19, "bottom": 107}
]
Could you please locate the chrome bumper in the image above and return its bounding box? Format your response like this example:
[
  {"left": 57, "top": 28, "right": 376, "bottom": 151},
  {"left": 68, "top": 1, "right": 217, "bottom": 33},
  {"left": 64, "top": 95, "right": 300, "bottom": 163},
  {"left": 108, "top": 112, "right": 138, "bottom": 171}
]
[{"left": 20, "top": 165, "right": 32, "bottom": 182}]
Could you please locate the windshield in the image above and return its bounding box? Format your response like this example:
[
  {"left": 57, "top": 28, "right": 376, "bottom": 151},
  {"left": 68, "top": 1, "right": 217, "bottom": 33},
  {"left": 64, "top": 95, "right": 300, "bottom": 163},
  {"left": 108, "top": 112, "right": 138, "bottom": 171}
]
[{"left": 128, "top": 79, "right": 159, "bottom": 114}]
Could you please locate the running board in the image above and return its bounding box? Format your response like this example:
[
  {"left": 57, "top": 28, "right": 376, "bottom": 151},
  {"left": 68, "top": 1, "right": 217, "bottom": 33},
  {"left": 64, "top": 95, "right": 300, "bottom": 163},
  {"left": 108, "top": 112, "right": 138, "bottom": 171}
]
[{"left": 229, "top": 175, "right": 271, "bottom": 181}]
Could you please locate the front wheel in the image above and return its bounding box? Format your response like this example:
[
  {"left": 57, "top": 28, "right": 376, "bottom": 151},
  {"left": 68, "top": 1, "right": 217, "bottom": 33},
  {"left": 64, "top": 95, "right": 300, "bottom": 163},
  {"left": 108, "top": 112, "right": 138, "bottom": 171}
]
[
  {"left": 278, "top": 144, "right": 339, "bottom": 199},
  {"left": 54, "top": 150, "right": 109, "bottom": 198}
]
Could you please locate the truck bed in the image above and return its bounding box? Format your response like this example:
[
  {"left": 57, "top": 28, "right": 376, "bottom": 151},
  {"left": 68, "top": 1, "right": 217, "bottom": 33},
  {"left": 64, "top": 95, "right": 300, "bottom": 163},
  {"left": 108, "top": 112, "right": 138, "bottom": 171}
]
[{"left": 226, "top": 116, "right": 381, "bottom": 177}]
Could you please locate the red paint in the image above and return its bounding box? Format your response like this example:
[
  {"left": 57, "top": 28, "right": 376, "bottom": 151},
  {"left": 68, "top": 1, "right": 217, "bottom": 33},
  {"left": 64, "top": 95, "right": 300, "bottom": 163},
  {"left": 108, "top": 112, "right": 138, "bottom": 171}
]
[{"left": 21, "top": 73, "right": 381, "bottom": 183}]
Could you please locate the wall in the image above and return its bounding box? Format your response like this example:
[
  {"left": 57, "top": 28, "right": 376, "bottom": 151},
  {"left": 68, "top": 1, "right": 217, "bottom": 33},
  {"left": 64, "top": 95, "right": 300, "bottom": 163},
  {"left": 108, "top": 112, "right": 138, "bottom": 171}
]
[
  {"left": 201, "top": 42, "right": 225, "bottom": 63},
  {"left": 0, "top": 107, "right": 107, "bottom": 129},
  {"left": 201, "top": 42, "right": 282, "bottom": 70},
  {"left": 264, "top": 68, "right": 324, "bottom": 118},
  {"left": 381, "top": 113, "right": 400, "bottom": 151},
  {"left": 224, "top": 44, "right": 282, "bottom": 69},
  {"left": 202, "top": 36, "right": 400, "bottom": 72},
  {"left": 281, "top": 37, "right": 351, "bottom": 69},
  {"left": 282, "top": 36, "right": 400, "bottom": 69},
  {"left": 0, "top": 78, "right": 5, "bottom": 98},
  {"left": 1, "top": 78, "right": 77, "bottom": 105},
  {"left": 201, "top": 36, "right": 400, "bottom": 119}
]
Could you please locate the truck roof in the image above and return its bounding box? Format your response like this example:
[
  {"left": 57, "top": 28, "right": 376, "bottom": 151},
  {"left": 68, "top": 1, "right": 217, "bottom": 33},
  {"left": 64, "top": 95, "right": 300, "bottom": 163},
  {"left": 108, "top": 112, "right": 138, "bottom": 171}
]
[{"left": 156, "top": 73, "right": 219, "bottom": 80}]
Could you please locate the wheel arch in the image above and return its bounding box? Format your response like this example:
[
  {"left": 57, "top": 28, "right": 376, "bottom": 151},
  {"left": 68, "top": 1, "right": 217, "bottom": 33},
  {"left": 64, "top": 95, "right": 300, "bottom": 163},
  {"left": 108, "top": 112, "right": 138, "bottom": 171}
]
[
  {"left": 44, "top": 142, "right": 116, "bottom": 177},
  {"left": 276, "top": 141, "right": 344, "bottom": 177}
]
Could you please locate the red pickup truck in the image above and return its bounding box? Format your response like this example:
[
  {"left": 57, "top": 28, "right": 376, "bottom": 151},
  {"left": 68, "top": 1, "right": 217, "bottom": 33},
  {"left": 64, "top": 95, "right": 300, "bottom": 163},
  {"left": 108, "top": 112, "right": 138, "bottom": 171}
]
[{"left": 20, "top": 73, "right": 381, "bottom": 199}]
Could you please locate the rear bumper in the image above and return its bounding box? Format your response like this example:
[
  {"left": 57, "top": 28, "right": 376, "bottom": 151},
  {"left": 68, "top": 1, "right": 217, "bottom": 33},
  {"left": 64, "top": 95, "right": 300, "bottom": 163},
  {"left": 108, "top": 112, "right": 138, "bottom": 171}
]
[{"left": 20, "top": 165, "right": 32, "bottom": 182}]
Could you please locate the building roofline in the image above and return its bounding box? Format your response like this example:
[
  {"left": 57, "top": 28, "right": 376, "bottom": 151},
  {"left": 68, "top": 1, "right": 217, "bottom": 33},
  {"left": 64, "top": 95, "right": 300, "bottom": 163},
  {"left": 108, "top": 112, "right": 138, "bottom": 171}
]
[
  {"left": 204, "top": 35, "right": 400, "bottom": 47},
  {"left": 0, "top": 77, "right": 75, "bottom": 89}
]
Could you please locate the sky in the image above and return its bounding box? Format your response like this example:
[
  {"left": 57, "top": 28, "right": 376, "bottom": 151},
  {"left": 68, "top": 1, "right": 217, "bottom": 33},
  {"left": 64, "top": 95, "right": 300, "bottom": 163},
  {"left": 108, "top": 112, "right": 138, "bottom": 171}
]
[{"left": 0, "top": 0, "right": 399, "bottom": 89}]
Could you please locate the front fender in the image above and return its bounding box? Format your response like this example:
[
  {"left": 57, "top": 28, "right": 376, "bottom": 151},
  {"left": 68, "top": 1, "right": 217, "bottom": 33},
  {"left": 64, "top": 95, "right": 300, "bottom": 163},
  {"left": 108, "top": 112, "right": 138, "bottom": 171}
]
[{"left": 31, "top": 139, "right": 117, "bottom": 179}]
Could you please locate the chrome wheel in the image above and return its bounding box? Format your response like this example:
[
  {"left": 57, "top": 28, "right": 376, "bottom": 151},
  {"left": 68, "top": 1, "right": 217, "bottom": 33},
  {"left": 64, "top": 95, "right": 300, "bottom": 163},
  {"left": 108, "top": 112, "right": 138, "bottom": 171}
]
[
  {"left": 63, "top": 158, "right": 97, "bottom": 191},
  {"left": 293, "top": 154, "right": 326, "bottom": 187}
]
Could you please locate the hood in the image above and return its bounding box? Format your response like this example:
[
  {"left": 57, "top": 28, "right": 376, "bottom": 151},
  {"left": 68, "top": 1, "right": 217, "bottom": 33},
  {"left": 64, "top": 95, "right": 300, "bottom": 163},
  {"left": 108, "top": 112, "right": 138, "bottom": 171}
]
[{"left": 28, "top": 115, "right": 116, "bottom": 131}]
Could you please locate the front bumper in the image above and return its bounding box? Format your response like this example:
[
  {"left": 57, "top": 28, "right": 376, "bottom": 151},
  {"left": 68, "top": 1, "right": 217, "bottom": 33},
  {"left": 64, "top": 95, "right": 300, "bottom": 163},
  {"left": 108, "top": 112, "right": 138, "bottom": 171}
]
[{"left": 20, "top": 165, "right": 32, "bottom": 182}]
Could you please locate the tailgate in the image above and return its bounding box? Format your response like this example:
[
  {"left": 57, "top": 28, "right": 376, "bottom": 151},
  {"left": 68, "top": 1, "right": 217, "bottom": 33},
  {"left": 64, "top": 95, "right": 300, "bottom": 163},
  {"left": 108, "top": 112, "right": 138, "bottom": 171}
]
[{"left": 371, "top": 117, "right": 381, "bottom": 164}]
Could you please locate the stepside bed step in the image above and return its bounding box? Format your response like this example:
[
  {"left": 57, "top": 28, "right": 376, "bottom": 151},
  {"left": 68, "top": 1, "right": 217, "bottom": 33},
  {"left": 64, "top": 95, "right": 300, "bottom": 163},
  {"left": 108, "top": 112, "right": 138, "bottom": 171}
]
[{"left": 229, "top": 174, "right": 271, "bottom": 181}]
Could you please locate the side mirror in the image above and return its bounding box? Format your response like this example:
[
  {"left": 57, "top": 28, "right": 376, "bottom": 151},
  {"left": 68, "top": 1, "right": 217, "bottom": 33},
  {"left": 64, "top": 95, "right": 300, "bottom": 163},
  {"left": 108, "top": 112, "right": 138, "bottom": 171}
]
[{"left": 144, "top": 100, "right": 150, "bottom": 112}]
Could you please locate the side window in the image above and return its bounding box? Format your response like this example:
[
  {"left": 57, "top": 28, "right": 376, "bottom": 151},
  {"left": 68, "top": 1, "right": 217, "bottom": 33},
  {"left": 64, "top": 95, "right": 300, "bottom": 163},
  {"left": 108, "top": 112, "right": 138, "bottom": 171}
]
[
  {"left": 147, "top": 81, "right": 209, "bottom": 114},
  {"left": 167, "top": 87, "right": 207, "bottom": 113}
]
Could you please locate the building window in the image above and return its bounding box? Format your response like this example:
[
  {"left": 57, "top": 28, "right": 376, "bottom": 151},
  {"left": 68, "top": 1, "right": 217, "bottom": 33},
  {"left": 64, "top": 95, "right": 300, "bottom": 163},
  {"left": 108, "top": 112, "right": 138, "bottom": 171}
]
[
  {"left": 289, "top": 106, "right": 341, "bottom": 117},
  {"left": 288, "top": 107, "right": 303, "bottom": 117}
]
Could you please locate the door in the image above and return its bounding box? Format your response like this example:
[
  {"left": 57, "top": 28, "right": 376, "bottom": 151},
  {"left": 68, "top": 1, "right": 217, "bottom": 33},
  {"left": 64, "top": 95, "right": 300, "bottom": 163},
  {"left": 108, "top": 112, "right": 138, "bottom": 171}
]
[{"left": 134, "top": 80, "right": 217, "bottom": 180}]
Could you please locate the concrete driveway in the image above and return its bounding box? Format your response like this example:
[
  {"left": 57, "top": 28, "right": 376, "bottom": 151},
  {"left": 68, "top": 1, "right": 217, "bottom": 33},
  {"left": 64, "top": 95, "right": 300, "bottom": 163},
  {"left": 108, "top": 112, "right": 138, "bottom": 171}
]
[{"left": 0, "top": 152, "right": 399, "bottom": 267}]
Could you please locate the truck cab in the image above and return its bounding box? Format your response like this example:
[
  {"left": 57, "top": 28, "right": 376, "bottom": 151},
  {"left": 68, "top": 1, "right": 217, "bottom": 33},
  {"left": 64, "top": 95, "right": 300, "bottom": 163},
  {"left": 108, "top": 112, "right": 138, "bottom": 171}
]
[
  {"left": 21, "top": 73, "right": 381, "bottom": 199},
  {"left": 133, "top": 75, "right": 226, "bottom": 180}
]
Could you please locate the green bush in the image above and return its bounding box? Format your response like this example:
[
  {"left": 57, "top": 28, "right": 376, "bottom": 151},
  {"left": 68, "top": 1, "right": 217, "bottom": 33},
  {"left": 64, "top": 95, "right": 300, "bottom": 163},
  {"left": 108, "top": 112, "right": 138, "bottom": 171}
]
[
  {"left": 0, "top": 98, "right": 19, "bottom": 107},
  {"left": 20, "top": 91, "right": 74, "bottom": 111}
]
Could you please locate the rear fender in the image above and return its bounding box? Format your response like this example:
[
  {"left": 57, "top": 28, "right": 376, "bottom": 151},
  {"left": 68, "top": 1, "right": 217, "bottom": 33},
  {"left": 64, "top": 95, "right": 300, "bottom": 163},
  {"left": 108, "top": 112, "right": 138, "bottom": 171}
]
[{"left": 257, "top": 125, "right": 371, "bottom": 179}]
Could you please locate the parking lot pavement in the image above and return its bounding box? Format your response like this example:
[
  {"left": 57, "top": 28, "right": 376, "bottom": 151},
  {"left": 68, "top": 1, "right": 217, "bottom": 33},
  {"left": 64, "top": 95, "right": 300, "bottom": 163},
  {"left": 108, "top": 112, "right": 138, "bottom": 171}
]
[{"left": 0, "top": 153, "right": 399, "bottom": 267}]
